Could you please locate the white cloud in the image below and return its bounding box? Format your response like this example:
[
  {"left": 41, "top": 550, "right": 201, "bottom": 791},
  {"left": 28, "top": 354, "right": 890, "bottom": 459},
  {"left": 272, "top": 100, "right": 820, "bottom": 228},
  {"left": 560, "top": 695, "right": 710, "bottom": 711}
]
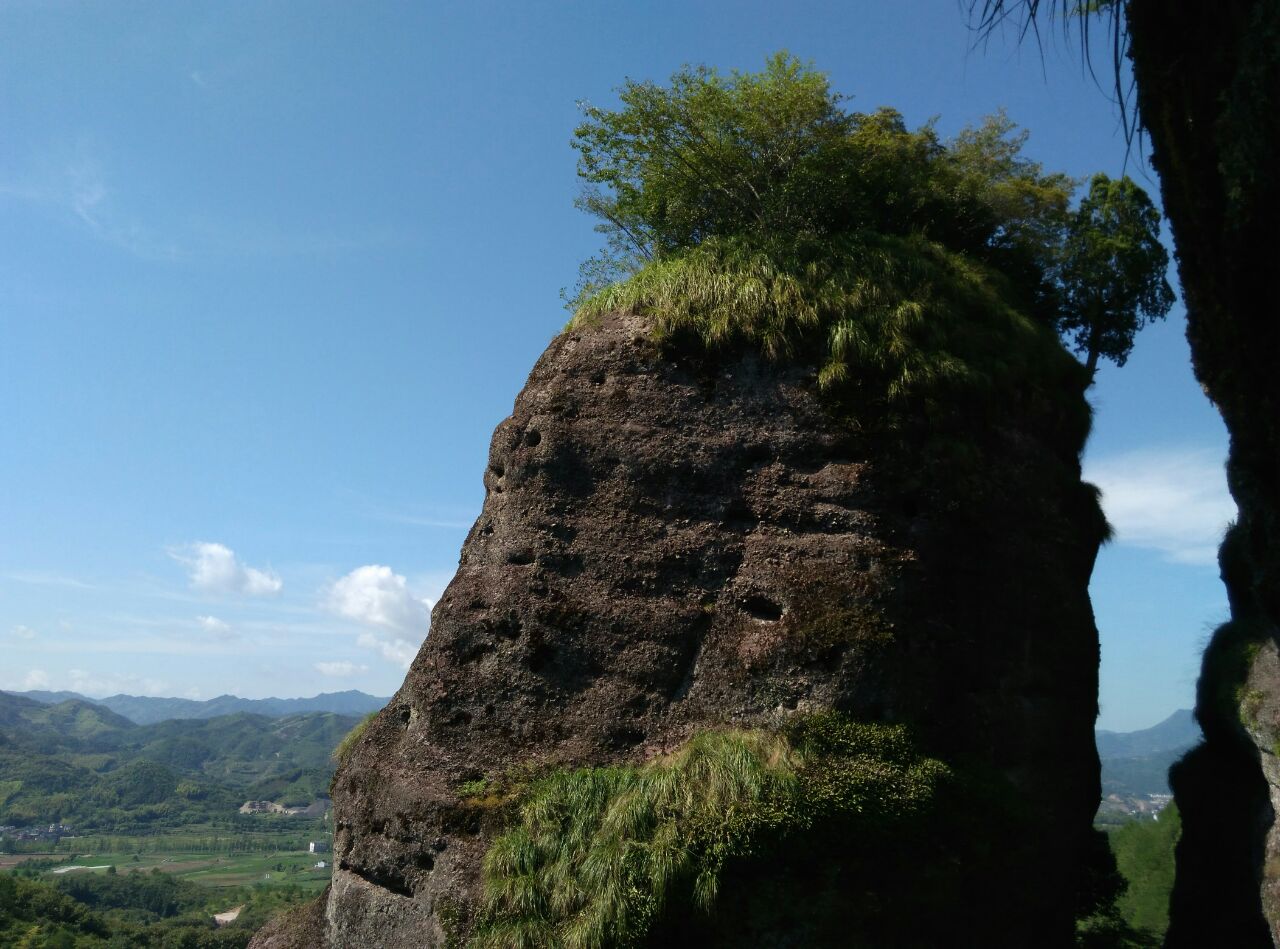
[
  {"left": 12, "top": 625, "right": 36, "bottom": 640},
  {"left": 171, "top": 542, "right": 282, "bottom": 596},
  {"left": 357, "top": 632, "right": 419, "bottom": 669},
  {"left": 1086, "top": 447, "right": 1236, "bottom": 566},
  {"left": 326, "top": 565, "right": 430, "bottom": 670},
  {"left": 315, "top": 660, "right": 369, "bottom": 677},
  {"left": 22, "top": 669, "right": 49, "bottom": 690},
  {"left": 326, "top": 565, "right": 431, "bottom": 633},
  {"left": 196, "top": 615, "right": 236, "bottom": 640}
]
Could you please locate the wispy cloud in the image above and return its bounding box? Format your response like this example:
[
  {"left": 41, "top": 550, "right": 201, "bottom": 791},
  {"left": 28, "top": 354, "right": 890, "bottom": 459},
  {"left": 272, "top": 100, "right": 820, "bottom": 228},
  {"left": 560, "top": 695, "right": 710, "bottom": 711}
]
[
  {"left": 11, "top": 625, "right": 37, "bottom": 640},
  {"left": 315, "top": 660, "right": 369, "bottom": 677},
  {"left": 0, "top": 157, "right": 180, "bottom": 260},
  {"left": 339, "top": 489, "right": 476, "bottom": 531},
  {"left": 1085, "top": 446, "right": 1236, "bottom": 566},
  {"left": 3, "top": 571, "right": 98, "bottom": 591},
  {"left": 66, "top": 668, "right": 171, "bottom": 698},
  {"left": 170, "top": 542, "right": 283, "bottom": 596},
  {"left": 22, "top": 633, "right": 245, "bottom": 657},
  {"left": 357, "top": 632, "right": 419, "bottom": 669},
  {"left": 3, "top": 142, "right": 398, "bottom": 263},
  {"left": 196, "top": 615, "right": 236, "bottom": 640}
]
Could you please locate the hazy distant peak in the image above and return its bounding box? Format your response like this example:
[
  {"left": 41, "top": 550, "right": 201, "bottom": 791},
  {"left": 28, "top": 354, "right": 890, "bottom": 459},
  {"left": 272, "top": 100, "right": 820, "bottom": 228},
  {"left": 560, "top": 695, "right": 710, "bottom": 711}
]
[
  {"left": 2, "top": 689, "right": 389, "bottom": 725},
  {"left": 1096, "top": 709, "right": 1200, "bottom": 759}
]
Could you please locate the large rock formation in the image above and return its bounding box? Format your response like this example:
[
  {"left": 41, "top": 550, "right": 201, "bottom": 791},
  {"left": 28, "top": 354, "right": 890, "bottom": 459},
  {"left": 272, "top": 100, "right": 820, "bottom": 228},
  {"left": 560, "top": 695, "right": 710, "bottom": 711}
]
[
  {"left": 254, "top": 311, "right": 1106, "bottom": 947},
  {"left": 1126, "top": 1, "right": 1280, "bottom": 943}
]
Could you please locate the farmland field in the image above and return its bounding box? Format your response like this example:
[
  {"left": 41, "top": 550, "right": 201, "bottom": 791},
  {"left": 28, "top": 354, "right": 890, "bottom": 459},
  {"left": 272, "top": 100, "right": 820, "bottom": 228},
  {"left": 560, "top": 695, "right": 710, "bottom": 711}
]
[{"left": 17, "top": 830, "right": 332, "bottom": 893}]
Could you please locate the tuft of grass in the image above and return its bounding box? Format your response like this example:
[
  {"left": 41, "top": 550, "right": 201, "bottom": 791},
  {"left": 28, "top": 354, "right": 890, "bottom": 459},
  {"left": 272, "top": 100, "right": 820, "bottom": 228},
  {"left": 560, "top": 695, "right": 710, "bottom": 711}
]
[
  {"left": 459, "top": 778, "right": 492, "bottom": 798},
  {"left": 332, "top": 712, "right": 378, "bottom": 766},
  {"left": 471, "top": 716, "right": 946, "bottom": 948},
  {"left": 572, "top": 232, "right": 1085, "bottom": 428}
]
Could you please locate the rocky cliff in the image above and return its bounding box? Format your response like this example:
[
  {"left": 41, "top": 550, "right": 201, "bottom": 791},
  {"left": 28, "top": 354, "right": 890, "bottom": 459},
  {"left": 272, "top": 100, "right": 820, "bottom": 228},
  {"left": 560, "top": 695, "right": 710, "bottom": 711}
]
[
  {"left": 253, "top": 310, "right": 1106, "bottom": 947},
  {"left": 1127, "top": 1, "right": 1280, "bottom": 943}
]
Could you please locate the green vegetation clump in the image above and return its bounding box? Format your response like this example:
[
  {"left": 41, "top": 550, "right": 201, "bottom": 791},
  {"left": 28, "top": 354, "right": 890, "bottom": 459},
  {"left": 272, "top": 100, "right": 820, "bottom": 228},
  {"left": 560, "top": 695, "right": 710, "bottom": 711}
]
[
  {"left": 472, "top": 716, "right": 946, "bottom": 948},
  {"left": 332, "top": 711, "right": 378, "bottom": 767},
  {"left": 458, "top": 778, "right": 492, "bottom": 798},
  {"left": 54, "top": 867, "right": 214, "bottom": 918},
  {"left": 578, "top": 231, "right": 1075, "bottom": 418},
  {"left": 1057, "top": 174, "right": 1174, "bottom": 378},
  {"left": 1109, "top": 806, "right": 1181, "bottom": 939},
  {"left": 0, "top": 866, "right": 318, "bottom": 948},
  {"left": 569, "top": 53, "right": 1169, "bottom": 416}
]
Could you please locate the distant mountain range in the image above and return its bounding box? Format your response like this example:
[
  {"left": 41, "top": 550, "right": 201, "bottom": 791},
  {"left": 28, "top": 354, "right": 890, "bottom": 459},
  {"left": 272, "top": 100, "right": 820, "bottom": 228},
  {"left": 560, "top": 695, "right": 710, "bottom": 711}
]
[
  {"left": 1096, "top": 709, "right": 1201, "bottom": 807},
  {"left": 1096, "top": 709, "right": 1200, "bottom": 760},
  {"left": 3, "top": 689, "right": 389, "bottom": 726}
]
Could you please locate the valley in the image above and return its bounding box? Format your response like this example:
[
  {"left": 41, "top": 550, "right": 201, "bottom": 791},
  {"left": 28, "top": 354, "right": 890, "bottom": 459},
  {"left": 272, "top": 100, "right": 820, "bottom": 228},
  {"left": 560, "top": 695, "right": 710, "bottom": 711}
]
[
  {"left": 0, "top": 691, "right": 385, "bottom": 945},
  {"left": 0, "top": 686, "right": 1192, "bottom": 944}
]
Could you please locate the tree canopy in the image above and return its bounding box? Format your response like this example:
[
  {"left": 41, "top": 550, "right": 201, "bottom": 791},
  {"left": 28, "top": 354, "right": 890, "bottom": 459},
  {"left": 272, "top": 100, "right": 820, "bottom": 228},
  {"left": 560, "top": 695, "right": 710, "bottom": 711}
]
[
  {"left": 569, "top": 53, "right": 1170, "bottom": 390},
  {"left": 1058, "top": 173, "right": 1174, "bottom": 377}
]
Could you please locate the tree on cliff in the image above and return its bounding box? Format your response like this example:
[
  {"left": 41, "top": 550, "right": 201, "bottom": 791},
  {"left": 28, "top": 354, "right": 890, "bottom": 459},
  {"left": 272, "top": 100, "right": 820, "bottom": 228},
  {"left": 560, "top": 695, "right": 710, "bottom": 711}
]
[
  {"left": 570, "top": 53, "right": 1170, "bottom": 387},
  {"left": 570, "top": 54, "right": 1074, "bottom": 322},
  {"left": 1058, "top": 173, "right": 1174, "bottom": 378}
]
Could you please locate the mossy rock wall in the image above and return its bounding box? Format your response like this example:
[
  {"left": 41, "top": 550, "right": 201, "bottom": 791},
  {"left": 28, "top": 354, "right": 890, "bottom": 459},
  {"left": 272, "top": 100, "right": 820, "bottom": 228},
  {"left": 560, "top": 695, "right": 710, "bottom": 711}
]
[
  {"left": 1128, "top": 0, "right": 1280, "bottom": 942},
  {"left": 252, "top": 311, "right": 1104, "bottom": 947}
]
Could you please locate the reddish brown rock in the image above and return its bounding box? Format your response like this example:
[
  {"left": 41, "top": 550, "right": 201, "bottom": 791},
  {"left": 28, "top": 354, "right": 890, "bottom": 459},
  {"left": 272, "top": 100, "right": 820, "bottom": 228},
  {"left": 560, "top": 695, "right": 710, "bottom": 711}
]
[{"left": 254, "top": 311, "right": 1105, "bottom": 947}]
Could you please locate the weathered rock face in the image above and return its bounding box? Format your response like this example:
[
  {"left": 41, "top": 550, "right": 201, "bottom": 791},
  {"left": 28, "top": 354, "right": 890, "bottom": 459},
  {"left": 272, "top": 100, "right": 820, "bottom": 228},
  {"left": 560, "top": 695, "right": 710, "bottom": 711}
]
[
  {"left": 1128, "top": 1, "right": 1280, "bottom": 943},
  {"left": 255, "top": 312, "right": 1105, "bottom": 947}
]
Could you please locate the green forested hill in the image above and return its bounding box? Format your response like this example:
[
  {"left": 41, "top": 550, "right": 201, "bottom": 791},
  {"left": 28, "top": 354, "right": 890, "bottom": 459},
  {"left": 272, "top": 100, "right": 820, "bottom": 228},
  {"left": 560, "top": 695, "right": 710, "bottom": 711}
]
[
  {"left": 0, "top": 697, "right": 136, "bottom": 752},
  {"left": 0, "top": 693, "right": 359, "bottom": 833}
]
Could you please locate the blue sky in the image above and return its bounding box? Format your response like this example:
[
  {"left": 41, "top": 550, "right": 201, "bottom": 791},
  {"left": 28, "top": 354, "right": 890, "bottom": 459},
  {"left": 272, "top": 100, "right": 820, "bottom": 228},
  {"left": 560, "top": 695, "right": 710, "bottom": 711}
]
[{"left": 0, "top": 1, "right": 1232, "bottom": 731}]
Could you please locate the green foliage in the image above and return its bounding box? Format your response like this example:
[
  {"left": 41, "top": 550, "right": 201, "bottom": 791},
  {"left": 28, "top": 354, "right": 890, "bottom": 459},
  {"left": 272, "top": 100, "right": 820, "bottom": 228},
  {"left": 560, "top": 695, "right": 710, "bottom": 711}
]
[
  {"left": 1109, "top": 806, "right": 1180, "bottom": 939},
  {"left": 571, "top": 56, "right": 1072, "bottom": 310},
  {"left": 1075, "top": 912, "right": 1160, "bottom": 948},
  {"left": 577, "top": 230, "right": 1081, "bottom": 423},
  {"left": 472, "top": 717, "right": 947, "bottom": 948},
  {"left": 570, "top": 53, "right": 1163, "bottom": 405},
  {"left": 573, "top": 54, "right": 857, "bottom": 265},
  {"left": 458, "top": 778, "right": 492, "bottom": 798},
  {"left": 0, "top": 868, "right": 316, "bottom": 948},
  {"left": 331, "top": 712, "right": 377, "bottom": 767},
  {"left": 0, "top": 696, "right": 355, "bottom": 833},
  {"left": 54, "top": 868, "right": 210, "bottom": 918},
  {"left": 1058, "top": 173, "right": 1174, "bottom": 377},
  {"left": 101, "top": 760, "right": 179, "bottom": 807}
]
